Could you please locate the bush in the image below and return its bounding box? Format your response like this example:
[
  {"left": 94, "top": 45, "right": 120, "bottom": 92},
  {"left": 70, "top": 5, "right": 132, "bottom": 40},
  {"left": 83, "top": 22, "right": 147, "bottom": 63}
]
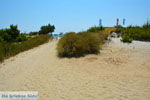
[
  {"left": 119, "top": 23, "right": 150, "bottom": 42},
  {"left": 57, "top": 32, "right": 79, "bottom": 57},
  {"left": 0, "top": 25, "right": 20, "bottom": 42},
  {"left": 0, "top": 37, "right": 3, "bottom": 42},
  {"left": 87, "top": 26, "right": 104, "bottom": 32},
  {"left": 0, "top": 35, "right": 51, "bottom": 62},
  {"left": 0, "top": 43, "right": 4, "bottom": 61},
  {"left": 0, "top": 31, "right": 12, "bottom": 42},
  {"left": 29, "top": 32, "right": 39, "bottom": 36},
  {"left": 9, "top": 25, "right": 20, "bottom": 40},
  {"left": 57, "top": 31, "right": 107, "bottom": 57},
  {"left": 17, "top": 34, "right": 28, "bottom": 42},
  {"left": 115, "top": 26, "right": 124, "bottom": 33},
  {"left": 121, "top": 34, "right": 133, "bottom": 43},
  {"left": 39, "top": 24, "right": 55, "bottom": 34}
]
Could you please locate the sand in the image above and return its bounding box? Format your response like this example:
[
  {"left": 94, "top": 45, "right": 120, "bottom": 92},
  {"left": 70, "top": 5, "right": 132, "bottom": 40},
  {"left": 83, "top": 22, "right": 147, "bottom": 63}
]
[{"left": 0, "top": 38, "right": 150, "bottom": 100}]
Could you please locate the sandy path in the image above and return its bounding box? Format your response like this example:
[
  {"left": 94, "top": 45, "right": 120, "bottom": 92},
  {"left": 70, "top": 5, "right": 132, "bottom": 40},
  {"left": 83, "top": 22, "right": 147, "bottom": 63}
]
[{"left": 0, "top": 38, "right": 150, "bottom": 100}]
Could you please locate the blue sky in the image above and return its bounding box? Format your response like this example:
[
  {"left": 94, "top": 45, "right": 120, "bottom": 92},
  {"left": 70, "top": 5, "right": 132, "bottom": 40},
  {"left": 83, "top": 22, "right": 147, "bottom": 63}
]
[{"left": 0, "top": 0, "right": 150, "bottom": 33}]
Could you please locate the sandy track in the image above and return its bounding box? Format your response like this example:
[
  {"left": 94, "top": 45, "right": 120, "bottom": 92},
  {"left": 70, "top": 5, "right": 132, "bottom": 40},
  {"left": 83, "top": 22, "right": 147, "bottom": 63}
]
[{"left": 0, "top": 39, "right": 150, "bottom": 100}]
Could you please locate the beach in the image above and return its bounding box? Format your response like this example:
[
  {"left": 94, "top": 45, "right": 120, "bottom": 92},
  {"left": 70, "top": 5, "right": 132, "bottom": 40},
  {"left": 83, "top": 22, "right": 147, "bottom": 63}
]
[{"left": 0, "top": 38, "right": 150, "bottom": 100}]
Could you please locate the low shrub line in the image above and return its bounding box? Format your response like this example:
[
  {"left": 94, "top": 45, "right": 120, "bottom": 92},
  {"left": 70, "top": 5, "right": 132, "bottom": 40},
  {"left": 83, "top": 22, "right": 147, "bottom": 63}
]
[
  {"left": 0, "top": 35, "right": 51, "bottom": 62},
  {"left": 116, "top": 23, "right": 150, "bottom": 43},
  {"left": 57, "top": 30, "right": 109, "bottom": 57}
]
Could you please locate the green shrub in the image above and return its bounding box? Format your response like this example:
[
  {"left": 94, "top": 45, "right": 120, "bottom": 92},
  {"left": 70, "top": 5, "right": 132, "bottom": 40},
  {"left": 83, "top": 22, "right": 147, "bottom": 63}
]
[
  {"left": 0, "top": 25, "right": 20, "bottom": 42},
  {"left": 57, "top": 32, "right": 79, "bottom": 57},
  {"left": 116, "top": 26, "right": 124, "bottom": 33},
  {"left": 0, "top": 24, "right": 54, "bottom": 42},
  {"left": 29, "top": 32, "right": 39, "bottom": 35},
  {"left": 0, "top": 37, "right": 3, "bottom": 42},
  {"left": 119, "top": 23, "right": 150, "bottom": 42},
  {"left": 9, "top": 25, "right": 20, "bottom": 40},
  {"left": 0, "top": 43, "right": 4, "bottom": 61},
  {"left": 121, "top": 34, "right": 133, "bottom": 43},
  {"left": 78, "top": 32, "right": 101, "bottom": 53},
  {"left": 39, "top": 24, "right": 55, "bottom": 34},
  {"left": 57, "top": 31, "right": 107, "bottom": 57},
  {"left": 87, "top": 26, "right": 104, "bottom": 32},
  {"left": 0, "top": 32, "right": 12, "bottom": 42},
  {"left": 17, "top": 34, "right": 28, "bottom": 42},
  {"left": 0, "top": 35, "right": 51, "bottom": 62}
]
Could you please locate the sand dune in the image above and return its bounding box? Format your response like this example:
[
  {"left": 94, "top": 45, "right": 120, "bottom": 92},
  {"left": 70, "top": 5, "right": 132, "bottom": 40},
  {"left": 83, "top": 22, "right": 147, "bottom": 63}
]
[{"left": 0, "top": 38, "right": 150, "bottom": 100}]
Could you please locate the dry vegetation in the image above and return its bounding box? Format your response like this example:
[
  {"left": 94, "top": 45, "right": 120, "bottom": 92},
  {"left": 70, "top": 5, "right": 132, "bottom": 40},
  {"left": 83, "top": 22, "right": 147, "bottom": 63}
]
[
  {"left": 0, "top": 35, "right": 51, "bottom": 62},
  {"left": 57, "top": 27, "right": 109, "bottom": 57}
]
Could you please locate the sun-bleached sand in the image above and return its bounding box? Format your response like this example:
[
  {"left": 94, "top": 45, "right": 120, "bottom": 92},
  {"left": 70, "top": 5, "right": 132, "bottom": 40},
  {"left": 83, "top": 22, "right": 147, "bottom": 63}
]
[{"left": 0, "top": 38, "right": 150, "bottom": 100}]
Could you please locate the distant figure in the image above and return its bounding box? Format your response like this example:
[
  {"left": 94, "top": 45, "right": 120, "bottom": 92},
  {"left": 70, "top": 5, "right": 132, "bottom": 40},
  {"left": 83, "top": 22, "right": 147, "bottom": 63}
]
[
  {"left": 116, "top": 18, "right": 119, "bottom": 27},
  {"left": 123, "top": 18, "right": 126, "bottom": 25},
  {"left": 99, "top": 19, "right": 102, "bottom": 26}
]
